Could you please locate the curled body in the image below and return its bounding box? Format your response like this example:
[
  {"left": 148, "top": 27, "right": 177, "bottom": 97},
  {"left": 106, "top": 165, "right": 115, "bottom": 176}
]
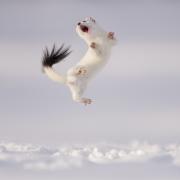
[{"left": 42, "top": 17, "right": 117, "bottom": 105}]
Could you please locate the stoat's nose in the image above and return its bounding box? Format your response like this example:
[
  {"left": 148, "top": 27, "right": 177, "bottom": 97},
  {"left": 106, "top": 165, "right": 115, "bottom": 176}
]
[{"left": 77, "top": 22, "right": 81, "bottom": 26}]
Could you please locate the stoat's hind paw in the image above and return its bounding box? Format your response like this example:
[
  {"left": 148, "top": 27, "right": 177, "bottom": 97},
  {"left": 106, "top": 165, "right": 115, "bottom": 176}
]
[
  {"left": 75, "top": 66, "right": 87, "bottom": 76},
  {"left": 81, "top": 98, "right": 92, "bottom": 105}
]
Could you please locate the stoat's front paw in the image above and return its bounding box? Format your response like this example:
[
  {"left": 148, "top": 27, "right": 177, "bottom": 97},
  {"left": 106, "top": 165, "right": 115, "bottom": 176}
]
[
  {"left": 75, "top": 66, "right": 87, "bottom": 76},
  {"left": 107, "top": 32, "right": 115, "bottom": 40},
  {"left": 90, "top": 42, "right": 96, "bottom": 49},
  {"left": 107, "top": 32, "right": 117, "bottom": 45}
]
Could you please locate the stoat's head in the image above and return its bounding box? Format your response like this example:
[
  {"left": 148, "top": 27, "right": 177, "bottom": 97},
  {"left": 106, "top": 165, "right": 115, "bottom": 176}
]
[
  {"left": 76, "top": 17, "right": 105, "bottom": 44},
  {"left": 76, "top": 17, "right": 118, "bottom": 48}
]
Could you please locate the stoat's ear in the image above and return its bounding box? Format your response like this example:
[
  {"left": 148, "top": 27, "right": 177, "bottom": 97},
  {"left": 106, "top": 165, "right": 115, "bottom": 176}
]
[
  {"left": 90, "top": 17, "right": 96, "bottom": 23},
  {"left": 86, "top": 17, "right": 96, "bottom": 23}
]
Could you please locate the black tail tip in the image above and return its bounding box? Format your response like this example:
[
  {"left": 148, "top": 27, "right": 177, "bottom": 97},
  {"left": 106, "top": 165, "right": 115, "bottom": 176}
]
[{"left": 42, "top": 44, "right": 72, "bottom": 68}]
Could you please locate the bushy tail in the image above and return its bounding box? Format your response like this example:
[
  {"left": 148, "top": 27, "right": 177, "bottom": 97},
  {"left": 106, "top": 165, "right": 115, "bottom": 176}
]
[{"left": 42, "top": 44, "right": 71, "bottom": 84}]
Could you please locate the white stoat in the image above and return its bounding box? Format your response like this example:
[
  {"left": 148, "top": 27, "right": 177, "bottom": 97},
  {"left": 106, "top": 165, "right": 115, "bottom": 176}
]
[{"left": 42, "top": 17, "right": 117, "bottom": 105}]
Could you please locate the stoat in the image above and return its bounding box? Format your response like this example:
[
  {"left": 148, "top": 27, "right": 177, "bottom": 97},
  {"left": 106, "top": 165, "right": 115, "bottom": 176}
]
[{"left": 42, "top": 17, "right": 117, "bottom": 105}]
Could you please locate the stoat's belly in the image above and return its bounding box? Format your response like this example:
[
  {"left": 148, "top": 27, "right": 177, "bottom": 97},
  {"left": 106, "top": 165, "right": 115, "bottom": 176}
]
[
  {"left": 80, "top": 57, "right": 107, "bottom": 77},
  {"left": 67, "top": 53, "right": 109, "bottom": 84}
]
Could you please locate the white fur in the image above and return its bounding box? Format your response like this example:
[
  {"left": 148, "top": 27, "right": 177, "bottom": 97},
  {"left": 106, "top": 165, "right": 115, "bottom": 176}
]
[
  {"left": 44, "top": 17, "right": 117, "bottom": 105},
  {"left": 44, "top": 67, "right": 66, "bottom": 84}
]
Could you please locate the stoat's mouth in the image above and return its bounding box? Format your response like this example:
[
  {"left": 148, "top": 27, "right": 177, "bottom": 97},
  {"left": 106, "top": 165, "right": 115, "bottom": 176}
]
[{"left": 80, "top": 25, "right": 89, "bottom": 33}]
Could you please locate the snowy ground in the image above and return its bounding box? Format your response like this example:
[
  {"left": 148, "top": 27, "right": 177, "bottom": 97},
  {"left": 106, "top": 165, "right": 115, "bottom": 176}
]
[{"left": 1, "top": 141, "right": 180, "bottom": 180}]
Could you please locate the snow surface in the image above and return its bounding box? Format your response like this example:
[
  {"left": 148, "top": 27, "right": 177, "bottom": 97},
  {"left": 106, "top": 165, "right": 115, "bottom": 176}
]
[{"left": 0, "top": 141, "right": 180, "bottom": 171}]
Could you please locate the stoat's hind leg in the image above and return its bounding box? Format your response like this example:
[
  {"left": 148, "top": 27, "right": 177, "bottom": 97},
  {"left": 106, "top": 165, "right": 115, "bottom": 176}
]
[
  {"left": 67, "top": 82, "right": 92, "bottom": 105},
  {"left": 75, "top": 66, "right": 87, "bottom": 76},
  {"left": 81, "top": 98, "right": 92, "bottom": 105},
  {"left": 67, "top": 65, "right": 87, "bottom": 78},
  {"left": 68, "top": 66, "right": 87, "bottom": 76}
]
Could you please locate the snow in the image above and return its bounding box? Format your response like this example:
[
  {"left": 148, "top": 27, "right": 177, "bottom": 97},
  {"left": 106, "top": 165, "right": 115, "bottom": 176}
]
[{"left": 0, "top": 141, "right": 180, "bottom": 171}]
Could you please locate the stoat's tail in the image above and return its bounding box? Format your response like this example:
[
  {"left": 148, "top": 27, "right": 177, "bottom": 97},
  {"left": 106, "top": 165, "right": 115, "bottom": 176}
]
[{"left": 42, "top": 44, "right": 71, "bottom": 84}]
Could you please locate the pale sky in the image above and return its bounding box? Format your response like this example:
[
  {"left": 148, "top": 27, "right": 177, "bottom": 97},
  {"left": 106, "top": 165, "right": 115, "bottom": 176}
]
[{"left": 0, "top": 0, "right": 180, "bottom": 145}]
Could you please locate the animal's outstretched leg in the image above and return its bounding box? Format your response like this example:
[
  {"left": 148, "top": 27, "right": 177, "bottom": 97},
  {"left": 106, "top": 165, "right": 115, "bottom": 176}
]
[
  {"left": 73, "top": 94, "right": 92, "bottom": 106},
  {"left": 81, "top": 98, "right": 92, "bottom": 105},
  {"left": 107, "top": 32, "right": 117, "bottom": 46},
  {"left": 67, "top": 82, "right": 92, "bottom": 105},
  {"left": 107, "top": 32, "right": 115, "bottom": 39}
]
